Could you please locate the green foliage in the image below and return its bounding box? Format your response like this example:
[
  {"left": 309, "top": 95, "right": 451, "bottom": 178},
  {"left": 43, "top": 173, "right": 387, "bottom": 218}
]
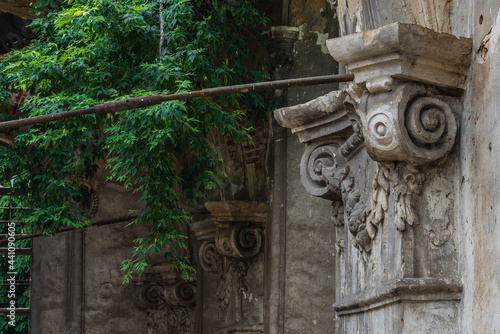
[
  {"left": 0, "top": 0, "right": 274, "bottom": 284},
  {"left": 0, "top": 195, "right": 30, "bottom": 333}
]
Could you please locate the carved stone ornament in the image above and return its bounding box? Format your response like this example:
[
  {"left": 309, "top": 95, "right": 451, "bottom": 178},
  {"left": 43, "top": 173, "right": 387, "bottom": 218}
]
[
  {"left": 269, "top": 26, "right": 299, "bottom": 97},
  {"left": 199, "top": 240, "right": 222, "bottom": 273},
  {"left": 274, "top": 22, "right": 472, "bottom": 254},
  {"left": 191, "top": 201, "right": 266, "bottom": 319},
  {"left": 205, "top": 201, "right": 266, "bottom": 260},
  {"left": 133, "top": 265, "right": 196, "bottom": 334},
  {"left": 215, "top": 222, "right": 263, "bottom": 259}
]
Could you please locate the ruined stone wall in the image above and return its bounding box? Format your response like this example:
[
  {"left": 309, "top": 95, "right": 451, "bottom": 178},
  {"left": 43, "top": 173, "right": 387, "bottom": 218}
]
[
  {"left": 452, "top": 1, "right": 500, "bottom": 333},
  {"left": 31, "top": 165, "right": 149, "bottom": 334},
  {"left": 265, "top": 1, "right": 339, "bottom": 333}
]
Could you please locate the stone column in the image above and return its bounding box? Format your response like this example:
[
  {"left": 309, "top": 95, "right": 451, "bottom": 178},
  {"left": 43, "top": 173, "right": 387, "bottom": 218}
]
[{"left": 274, "top": 23, "right": 472, "bottom": 333}]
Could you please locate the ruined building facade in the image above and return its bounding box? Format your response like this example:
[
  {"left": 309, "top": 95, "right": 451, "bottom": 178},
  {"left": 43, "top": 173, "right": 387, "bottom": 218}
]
[{"left": 18, "top": 0, "right": 500, "bottom": 333}]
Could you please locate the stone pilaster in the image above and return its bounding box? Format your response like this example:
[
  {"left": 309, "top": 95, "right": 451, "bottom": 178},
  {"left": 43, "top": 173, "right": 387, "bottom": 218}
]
[
  {"left": 274, "top": 22, "right": 472, "bottom": 333},
  {"left": 189, "top": 201, "right": 266, "bottom": 334}
]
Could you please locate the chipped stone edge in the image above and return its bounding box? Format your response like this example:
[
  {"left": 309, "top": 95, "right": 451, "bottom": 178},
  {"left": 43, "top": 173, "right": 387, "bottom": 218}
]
[{"left": 333, "top": 277, "right": 462, "bottom": 316}]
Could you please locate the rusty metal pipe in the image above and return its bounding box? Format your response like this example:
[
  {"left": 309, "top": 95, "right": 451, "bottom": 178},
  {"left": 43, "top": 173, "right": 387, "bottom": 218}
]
[
  {"left": 0, "top": 74, "right": 354, "bottom": 131},
  {"left": 0, "top": 215, "right": 138, "bottom": 245}
]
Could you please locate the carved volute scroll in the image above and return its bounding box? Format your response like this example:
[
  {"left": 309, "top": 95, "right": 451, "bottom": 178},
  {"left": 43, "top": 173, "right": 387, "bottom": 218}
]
[
  {"left": 193, "top": 201, "right": 266, "bottom": 333},
  {"left": 215, "top": 222, "right": 262, "bottom": 259},
  {"left": 133, "top": 266, "right": 196, "bottom": 309},
  {"left": 199, "top": 241, "right": 221, "bottom": 273},
  {"left": 359, "top": 83, "right": 457, "bottom": 165},
  {"left": 205, "top": 200, "right": 267, "bottom": 260},
  {"left": 300, "top": 140, "right": 346, "bottom": 200}
]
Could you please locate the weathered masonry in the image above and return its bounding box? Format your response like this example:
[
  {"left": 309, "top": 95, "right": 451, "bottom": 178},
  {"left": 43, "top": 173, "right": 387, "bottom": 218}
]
[
  {"left": 14, "top": 0, "right": 500, "bottom": 333},
  {"left": 275, "top": 21, "right": 471, "bottom": 333}
]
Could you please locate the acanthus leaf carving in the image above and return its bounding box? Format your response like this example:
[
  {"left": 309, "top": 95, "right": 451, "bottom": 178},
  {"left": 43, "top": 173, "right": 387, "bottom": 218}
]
[
  {"left": 216, "top": 259, "right": 248, "bottom": 312},
  {"left": 273, "top": 23, "right": 471, "bottom": 260},
  {"left": 339, "top": 166, "right": 369, "bottom": 253},
  {"left": 366, "top": 163, "right": 391, "bottom": 238},
  {"left": 393, "top": 165, "right": 426, "bottom": 231}
]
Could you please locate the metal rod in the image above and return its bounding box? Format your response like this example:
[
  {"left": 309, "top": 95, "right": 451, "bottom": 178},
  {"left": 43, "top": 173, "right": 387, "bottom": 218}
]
[
  {"left": 0, "top": 248, "right": 31, "bottom": 255},
  {"left": 0, "top": 215, "right": 138, "bottom": 245},
  {"left": 0, "top": 74, "right": 354, "bottom": 131}
]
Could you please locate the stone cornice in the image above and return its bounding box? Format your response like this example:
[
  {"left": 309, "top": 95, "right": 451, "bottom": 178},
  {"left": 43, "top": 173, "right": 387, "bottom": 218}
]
[
  {"left": 274, "top": 90, "right": 353, "bottom": 143},
  {"left": 205, "top": 201, "right": 267, "bottom": 225},
  {"left": 326, "top": 22, "right": 472, "bottom": 93},
  {"left": 334, "top": 278, "right": 462, "bottom": 316}
]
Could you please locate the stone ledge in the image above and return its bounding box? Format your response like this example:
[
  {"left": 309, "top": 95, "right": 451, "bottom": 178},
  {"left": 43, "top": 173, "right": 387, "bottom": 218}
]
[
  {"left": 215, "top": 323, "right": 263, "bottom": 334},
  {"left": 326, "top": 22, "right": 472, "bottom": 91},
  {"left": 334, "top": 277, "right": 462, "bottom": 316},
  {"left": 205, "top": 201, "right": 267, "bottom": 225}
]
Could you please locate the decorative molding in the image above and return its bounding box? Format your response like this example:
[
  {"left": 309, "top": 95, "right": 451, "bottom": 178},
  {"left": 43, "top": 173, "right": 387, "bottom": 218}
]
[
  {"left": 333, "top": 277, "right": 462, "bottom": 316},
  {"left": 205, "top": 201, "right": 267, "bottom": 225},
  {"left": 189, "top": 217, "right": 217, "bottom": 241},
  {"left": 274, "top": 90, "right": 352, "bottom": 143}
]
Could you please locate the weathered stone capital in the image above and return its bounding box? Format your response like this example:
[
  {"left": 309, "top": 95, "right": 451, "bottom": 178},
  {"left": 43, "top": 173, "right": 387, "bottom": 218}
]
[
  {"left": 275, "top": 22, "right": 472, "bottom": 167},
  {"left": 269, "top": 26, "right": 299, "bottom": 76},
  {"left": 272, "top": 23, "right": 472, "bottom": 256},
  {"left": 133, "top": 265, "right": 196, "bottom": 309},
  {"left": 205, "top": 201, "right": 266, "bottom": 260}
]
